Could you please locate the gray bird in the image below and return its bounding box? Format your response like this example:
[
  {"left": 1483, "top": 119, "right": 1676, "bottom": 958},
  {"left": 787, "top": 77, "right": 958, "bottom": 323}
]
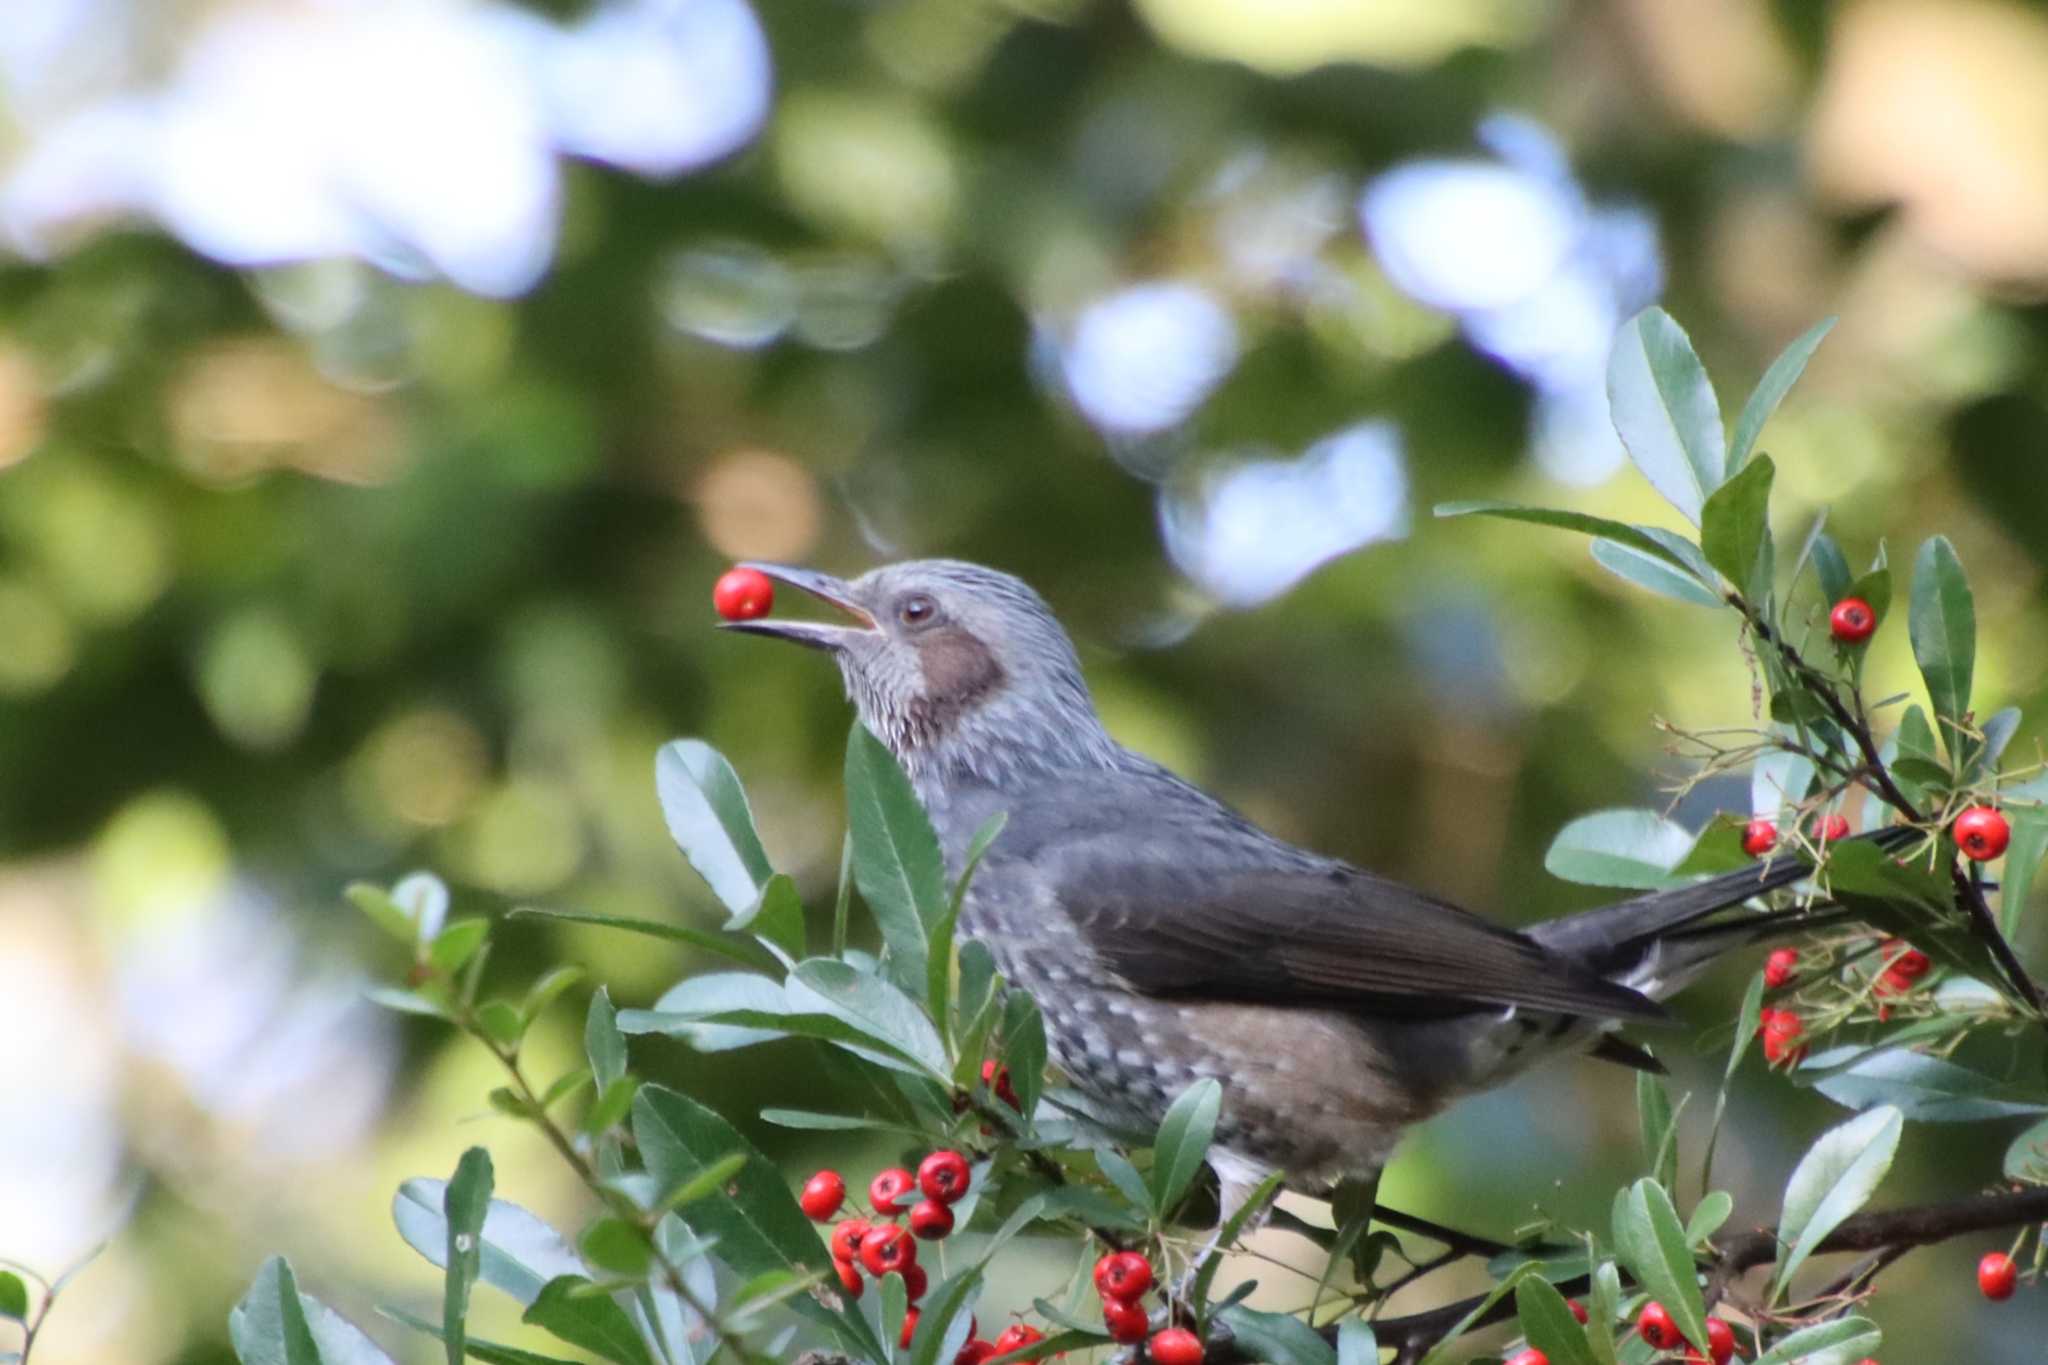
[{"left": 725, "top": 558, "right": 1849, "bottom": 1219}]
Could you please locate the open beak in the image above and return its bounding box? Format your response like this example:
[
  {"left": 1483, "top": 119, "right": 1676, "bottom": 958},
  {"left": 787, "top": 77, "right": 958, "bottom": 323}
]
[{"left": 718, "top": 562, "right": 878, "bottom": 651}]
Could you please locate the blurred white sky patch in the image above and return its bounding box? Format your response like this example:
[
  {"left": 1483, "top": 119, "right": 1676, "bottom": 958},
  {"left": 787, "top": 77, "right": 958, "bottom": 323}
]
[
  {"left": 1359, "top": 114, "right": 1663, "bottom": 486},
  {"left": 1161, "top": 421, "right": 1409, "bottom": 608},
  {"left": 1057, "top": 281, "right": 1240, "bottom": 436},
  {"left": 0, "top": 0, "right": 772, "bottom": 296}
]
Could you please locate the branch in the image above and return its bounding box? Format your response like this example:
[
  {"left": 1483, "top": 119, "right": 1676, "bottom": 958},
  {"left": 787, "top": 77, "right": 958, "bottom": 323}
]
[
  {"left": 1740, "top": 605, "right": 2046, "bottom": 1019},
  {"left": 1203, "top": 1185, "right": 2048, "bottom": 1363}
]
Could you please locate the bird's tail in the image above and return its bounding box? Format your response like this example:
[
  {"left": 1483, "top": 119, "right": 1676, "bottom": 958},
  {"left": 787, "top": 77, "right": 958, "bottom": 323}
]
[{"left": 1529, "top": 826, "right": 1918, "bottom": 999}]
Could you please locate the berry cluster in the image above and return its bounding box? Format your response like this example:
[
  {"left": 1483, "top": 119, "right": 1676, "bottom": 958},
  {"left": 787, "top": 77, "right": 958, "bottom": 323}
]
[
  {"left": 1871, "top": 939, "right": 1931, "bottom": 1003},
  {"left": 800, "top": 1150, "right": 975, "bottom": 1345},
  {"left": 1757, "top": 1007, "right": 1806, "bottom": 1067},
  {"left": 1078, "top": 1250, "right": 1199, "bottom": 1361},
  {"left": 1636, "top": 1302, "right": 1738, "bottom": 1364}
]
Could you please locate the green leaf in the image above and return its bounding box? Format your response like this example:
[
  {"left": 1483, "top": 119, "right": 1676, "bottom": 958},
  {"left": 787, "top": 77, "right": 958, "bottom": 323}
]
[
  {"left": 476, "top": 1001, "right": 526, "bottom": 1048},
  {"left": 442, "top": 1148, "right": 494, "bottom": 1365},
  {"left": 1193, "top": 1171, "right": 1286, "bottom": 1314},
  {"left": 392, "top": 1183, "right": 587, "bottom": 1308},
  {"left": 1435, "top": 503, "right": 1702, "bottom": 574},
  {"left": 631, "top": 1084, "right": 884, "bottom": 1360},
  {"left": 1515, "top": 1275, "right": 1600, "bottom": 1365},
  {"left": 506, "top": 906, "right": 774, "bottom": 970},
  {"left": 1750, "top": 1316, "right": 1880, "bottom": 1365},
  {"left": 1589, "top": 537, "right": 1722, "bottom": 607},
  {"left": 626, "top": 971, "right": 789, "bottom": 1052},
  {"left": 1544, "top": 809, "right": 1693, "bottom": 888},
  {"left": 1810, "top": 532, "right": 1851, "bottom": 607},
  {"left": 1729, "top": 317, "right": 1834, "bottom": 471},
  {"left": 787, "top": 957, "right": 949, "bottom": 1076},
  {"left": 1415, "top": 1262, "right": 1546, "bottom": 1365},
  {"left": 1998, "top": 805, "right": 2048, "bottom": 936},
  {"left": 656, "top": 1149, "right": 749, "bottom": 1213},
  {"left": 845, "top": 724, "right": 948, "bottom": 999},
  {"left": 621, "top": 1003, "right": 938, "bottom": 1075},
  {"left": 582, "top": 1076, "right": 640, "bottom": 1136},
  {"left": 1844, "top": 566, "right": 1891, "bottom": 628},
  {"left": 1001, "top": 989, "right": 1049, "bottom": 1118},
  {"left": 521, "top": 1278, "right": 652, "bottom": 1365},
  {"left": 907, "top": 1268, "right": 983, "bottom": 1365},
  {"left": 758, "top": 1107, "right": 912, "bottom": 1133},
  {"left": 1095, "top": 1148, "right": 1154, "bottom": 1215},
  {"left": 1805, "top": 1046, "right": 2048, "bottom": 1121},
  {"left": 537, "top": 1069, "right": 592, "bottom": 1113},
  {"left": 1700, "top": 454, "right": 1774, "bottom": 601},
  {"left": 655, "top": 739, "right": 775, "bottom": 915},
  {"left": 728, "top": 873, "right": 805, "bottom": 963},
  {"left": 577, "top": 1219, "right": 652, "bottom": 1278},
  {"left": 1606, "top": 307, "right": 1725, "bottom": 524},
  {"left": 930, "top": 811, "right": 1007, "bottom": 1048},
  {"left": 518, "top": 967, "right": 583, "bottom": 1028},
  {"left": 1335, "top": 1320, "right": 1378, "bottom": 1365},
  {"left": 428, "top": 919, "right": 490, "bottom": 977},
  {"left": 379, "top": 1307, "right": 581, "bottom": 1365},
  {"left": 2003, "top": 1115, "right": 2048, "bottom": 1182},
  {"left": 1909, "top": 536, "right": 1976, "bottom": 764},
  {"left": 0, "top": 1274, "right": 25, "bottom": 1322},
  {"left": 227, "top": 1258, "right": 325, "bottom": 1365},
  {"left": 347, "top": 883, "right": 417, "bottom": 946},
  {"left": 1215, "top": 1305, "right": 1336, "bottom": 1365},
  {"left": 1636, "top": 1072, "right": 1676, "bottom": 1191},
  {"left": 1773, "top": 1106, "right": 1902, "bottom": 1297},
  {"left": 1150, "top": 1078, "right": 1222, "bottom": 1216},
  {"left": 1612, "top": 1179, "right": 1708, "bottom": 1353},
  {"left": 585, "top": 988, "right": 627, "bottom": 1092},
  {"left": 1686, "top": 1191, "right": 1733, "bottom": 1247}
]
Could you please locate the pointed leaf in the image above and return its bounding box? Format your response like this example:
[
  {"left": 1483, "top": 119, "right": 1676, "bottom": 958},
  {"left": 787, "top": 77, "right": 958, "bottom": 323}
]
[
  {"left": 1997, "top": 805, "right": 2048, "bottom": 936},
  {"left": 655, "top": 740, "right": 774, "bottom": 915},
  {"left": 1612, "top": 1179, "right": 1708, "bottom": 1353},
  {"left": 1908, "top": 537, "right": 1976, "bottom": 764},
  {"left": 1750, "top": 1316, "right": 1880, "bottom": 1365},
  {"left": 1810, "top": 532, "right": 1851, "bottom": 607},
  {"left": 1215, "top": 1305, "right": 1336, "bottom": 1364},
  {"left": 1806, "top": 1046, "right": 2048, "bottom": 1121},
  {"left": 228, "top": 1258, "right": 323, "bottom": 1365},
  {"left": 1701, "top": 455, "right": 1774, "bottom": 601},
  {"left": 393, "top": 1184, "right": 586, "bottom": 1308},
  {"left": 1436, "top": 503, "right": 1701, "bottom": 573},
  {"left": 506, "top": 906, "right": 773, "bottom": 970},
  {"left": 1636, "top": 1072, "right": 1676, "bottom": 1190},
  {"left": 1150, "top": 1078, "right": 1222, "bottom": 1216},
  {"left": 1590, "top": 537, "right": 1722, "bottom": 607},
  {"left": 380, "top": 1307, "right": 580, "bottom": 1365},
  {"left": 727, "top": 873, "right": 805, "bottom": 963},
  {"left": 1515, "top": 1275, "right": 1600, "bottom": 1365},
  {"left": 585, "top": 988, "right": 627, "bottom": 1092},
  {"left": 1773, "top": 1106, "right": 1902, "bottom": 1296},
  {"left": 1545, "top": 809, "right": 1692, "bottom": 889},
  {"left": 1686, "top": 1191, "right": 1733, "bottom": 1247},
  {"left": 522, "top": 1278, "right": 652, "bottom": 1365},
  {"left": 845, "top": 724, "right": 947, "bottom": 998},
  {"left": 632, "top": 1084, "right": 885, "bottom": 1361},
  {"left": 1730, "top": 318, "right": 1834, "bottom": 471},
  {"left": 1607, "top": 308, "right": 1725, "bottom": 524},
  {"left": 443, "top": 1148, "right": 494, "bottom": 1365},
  {"left": 787, "top": 958, "right": 948, "bottom": 1076},
  {"left": 930, "top": 811, "right": 1007, "bottom": 1047}
]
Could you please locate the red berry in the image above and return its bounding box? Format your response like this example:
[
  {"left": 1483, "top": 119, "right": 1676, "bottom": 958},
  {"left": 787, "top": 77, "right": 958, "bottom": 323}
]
[
  {"left": 1567, "top": 1298, "right": 1589, "bottom": 1324},
  {"left": 870, "top": 1167, "right": 916, "bottom": 1216},
  {"left": 902, "top": 1262, "right": 928, "bottom": 1301},
  {"left": 1742, "top": 818, "right": 1778, "bottom": 858},
  {"left": 1829, "top": 597, "right": 1875, "bottom": 643},
  {"left": 830, "top": 1218, "right": 870, "bottom": 1262},
  {"left": 1956, "top": 806, "right": 2011, "bottom": 861},
  {"left": 1874, "top": 966, "right": 1911, "bottom": 997},
  {"left": 1503, "top": 1351, "right": 1549, "bottom": 1365},
  {"left": 993, "top": 1324, "right": 1045, "bottom": 1354},
  {"left": 1093, "top": 1250, "right": 1154, "bottom": 1300},
  {"left": 919, "top": 1149, "right": 973, "bottom": 1204},
  {"left": 1980, "top": 1250, "right": 2019, "bottom": 1300},
  {"left": 1102, "top": 1295, "right": 1149, "bottom": 1343},
  {"left": 1761, "top": 1010, "right": 1807, "bottom": 1066},
  {"left": 1703, "top": 1317, "right": 1737, "bottom": 1364},
  {"left": 712, "top": 566, "right": 774, "bottom": 622},
  {"left": 860, "top": 1222, "right": 917, "bottom": 1276},
  {"left": 1886, "top": 943, "right": 1931, "bottom": 979},
  {"left": 901, "top": 1306, "right": 920, "bottom": 1349},
  {"left": 1815, "top": 813, "right": 1851, "bottom": 843},
  {"left": 909, "top": 1199, "right": 955, "bottom": 1240},
  {"left": 1763, "top": 947, "right": 1798, "bottom": 989},
  {"left": 800, "top": 1170, "right": 846, "bottom": 1221},
  {"left": 1638, "top": 1301, "right": 1681, "bottom": 1350},
  {"left": 982, "top": 1059, "right": 1022, "bottom": 1110},
  {"left": 955, "top": 1343, "right": 997, "bottom": 1365},
  {"left": 1148, "top": 1327, "right": 1205, "bottom": 1364},
  {"left": 833, "top": 1256, "right": 863, "bottom": 1297}
]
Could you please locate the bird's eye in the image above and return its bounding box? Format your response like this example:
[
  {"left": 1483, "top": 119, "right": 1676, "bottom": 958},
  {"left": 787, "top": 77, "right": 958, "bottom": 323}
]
[{"left": 898, "top": 593, "right": 937, "bottom": 627}]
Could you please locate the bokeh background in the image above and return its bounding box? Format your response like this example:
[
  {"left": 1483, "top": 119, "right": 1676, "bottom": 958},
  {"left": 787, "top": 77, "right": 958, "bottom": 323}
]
[{"left": 5, "top": 0, "right": 2048, "bottom": 1360}]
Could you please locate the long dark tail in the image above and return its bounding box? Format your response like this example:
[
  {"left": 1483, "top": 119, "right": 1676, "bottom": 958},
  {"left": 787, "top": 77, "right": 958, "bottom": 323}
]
[{"left": 1530, "top": 826, "right": 1918, "bottom": 983}]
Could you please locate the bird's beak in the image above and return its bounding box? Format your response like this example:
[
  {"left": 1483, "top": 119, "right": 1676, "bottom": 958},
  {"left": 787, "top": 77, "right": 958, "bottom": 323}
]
[{"left": 718, "top": 562, "right": 879, "bottom": 651}]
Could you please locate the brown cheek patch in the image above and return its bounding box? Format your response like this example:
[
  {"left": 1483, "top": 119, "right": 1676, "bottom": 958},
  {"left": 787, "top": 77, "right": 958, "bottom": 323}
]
[{"left": 911, "top": 627, "right": 1006, "bottom": 738}]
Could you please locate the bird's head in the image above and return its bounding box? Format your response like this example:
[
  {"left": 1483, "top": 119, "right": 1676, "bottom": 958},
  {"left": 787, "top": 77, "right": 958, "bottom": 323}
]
[{"left": 721, "top": 559, "right": 1114, "bottom": 787}]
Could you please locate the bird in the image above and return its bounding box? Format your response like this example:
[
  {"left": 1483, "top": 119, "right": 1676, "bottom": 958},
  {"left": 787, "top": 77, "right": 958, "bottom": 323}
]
[{"left": 723, "top": 558, "right": 1865, "bottom": 1222}]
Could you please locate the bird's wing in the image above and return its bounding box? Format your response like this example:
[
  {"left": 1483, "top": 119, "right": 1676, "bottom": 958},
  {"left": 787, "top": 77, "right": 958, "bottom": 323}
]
[{"left": 1048, "top": 853, "right": 1669, "bottom": 1023}]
